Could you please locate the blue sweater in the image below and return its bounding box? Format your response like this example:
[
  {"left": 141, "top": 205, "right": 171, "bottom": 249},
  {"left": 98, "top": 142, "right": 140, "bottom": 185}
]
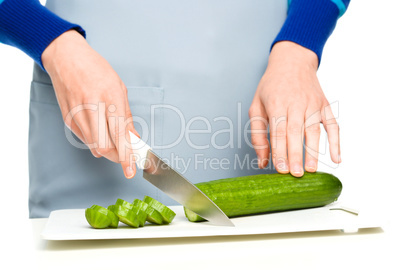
[{"left": 0, "top": 0, "right": 350, "bottom": 70}]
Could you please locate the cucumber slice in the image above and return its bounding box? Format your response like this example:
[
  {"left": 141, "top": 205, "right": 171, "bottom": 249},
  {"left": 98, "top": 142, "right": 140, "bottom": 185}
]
[
  {"left": 109, "top": 205, "right": 140, "bottom": 228},
  {"left": 105, "top": 205, "right": 119, "bottom": 228},
  {"left": 143, "top": 196, "right": 176, "bottom": 224},
  {"left": 133, "top": 199, "right": 164, "bottom": 225},
  {"left": 107, "top": 205, "right": 116, "bottom": 212},
  {"left": 114, "top": 199, "right": 147, "bottom": 227},
  {"left": 129, "top": 205, "right": 148, "bottom": 227},
  {"left": 89, "top": 205, "right": 118, "bottom": 228},
  {"left": 115, "top": 198, "right": 134, "bottom": 210},
  {"left": 85, "top": 205, "right": 112, "bottom": 229},
  {"left": 183, "top": 208, "right": 205, "bottom": 222}
]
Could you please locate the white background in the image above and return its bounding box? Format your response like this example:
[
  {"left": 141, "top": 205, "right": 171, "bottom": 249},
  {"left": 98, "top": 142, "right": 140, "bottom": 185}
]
[{"left": 1, "top": 0, "right": 401, "bottom": 267}]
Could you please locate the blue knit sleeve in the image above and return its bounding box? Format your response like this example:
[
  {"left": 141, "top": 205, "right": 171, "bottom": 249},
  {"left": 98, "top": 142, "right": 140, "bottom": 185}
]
[
  {"left": 272, "top": 0, "right": 351, "bottom": 64},
  {"left": 0, "top": 0, "right": 85, "bottom": 70}
]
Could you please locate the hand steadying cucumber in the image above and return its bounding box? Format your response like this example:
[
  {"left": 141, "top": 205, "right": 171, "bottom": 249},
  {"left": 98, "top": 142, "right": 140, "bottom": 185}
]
[{"left": 184, "top": 171, "right": 342, "bottom": 222}]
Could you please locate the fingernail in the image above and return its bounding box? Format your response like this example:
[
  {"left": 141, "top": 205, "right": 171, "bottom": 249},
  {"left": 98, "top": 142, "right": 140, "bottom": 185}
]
[
  {"left": 125, "top": 166, "right": 134, "bottom": 178},
  {"left": 291, "top": 164, "right": 303, "bottom": 176},
  {"left": 338, "top": 154, "right": 342, "bottom": 163},
  {"left": 306, "top": 160, "right": 316, "bottom": 171}
]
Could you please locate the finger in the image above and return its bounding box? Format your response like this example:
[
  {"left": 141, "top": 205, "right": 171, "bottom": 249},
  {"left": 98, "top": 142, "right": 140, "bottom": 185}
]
[
  {"left": 304, "top": 109, "right": 321, "bottom": 172},
  {"left": 321, "top": 104, "right": 341, "bottom": 163},
  {"left": 107, "top": 95, "right": 137, "bottom": 179},
  {"left": 89, "top": 105, "right": 120, "bottom": 163},
  {"left": 71, "top": 113, "right": 103, "bottom": 158},
  {"left": 249, "top": 102, "right": 270, "bottom": 168},
  {"left": 122, "top": 91, "right": 139, "bottom": 174},
  {"left": 63, "top": 107, "right": 101, "bottom": 157},
  {"left": 287, "top": 106, "right": 305, "bottom": 177},
  {"left": 69, "top": 118, "right": 103, "bottom": 157},
  {"left": 268, "top": 110, "right": 289, "bottom": 174},
  {"left": 65, "top": 103, "right": 104, "bottom": 158},
  {"left": 123, "top": 88, "right": 140, "bottom": 138},
  {"left": 65, "top": 115, "right": 85, "bottom": 143}
]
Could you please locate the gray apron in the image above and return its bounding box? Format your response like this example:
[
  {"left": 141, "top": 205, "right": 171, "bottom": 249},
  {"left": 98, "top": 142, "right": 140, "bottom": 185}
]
[{"left": 29, "top": 0, "right": 287, "bottom": 218}]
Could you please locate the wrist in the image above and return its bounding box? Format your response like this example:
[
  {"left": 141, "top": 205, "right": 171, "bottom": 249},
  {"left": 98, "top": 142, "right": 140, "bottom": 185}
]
[
  {"left": 42, "top": 29, "right": 88, "bottom": 73},
  {"left": 269, "top": 41, "right": 319, "bottom": 71}
]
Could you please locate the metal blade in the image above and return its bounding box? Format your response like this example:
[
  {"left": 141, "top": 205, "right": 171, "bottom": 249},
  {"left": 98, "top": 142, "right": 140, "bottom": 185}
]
[{"left": 143, "top": 150, "right": 234, "bottom": 227}]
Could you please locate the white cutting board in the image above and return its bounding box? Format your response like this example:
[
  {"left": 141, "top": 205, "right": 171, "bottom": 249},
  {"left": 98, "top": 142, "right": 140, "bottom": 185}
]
[{"left": 41, "top": 202, "right": 383, "bottom": 240}]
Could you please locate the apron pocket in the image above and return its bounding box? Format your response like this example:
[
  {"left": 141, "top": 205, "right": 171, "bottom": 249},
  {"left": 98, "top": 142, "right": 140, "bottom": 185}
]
[{"left": 30, "top": 81, "right": 58, "bottom": 105}]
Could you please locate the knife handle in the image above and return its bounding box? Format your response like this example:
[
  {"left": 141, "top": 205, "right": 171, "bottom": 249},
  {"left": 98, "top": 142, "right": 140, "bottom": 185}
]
[{"left": 129, "top": 131, "right": 151, "bottom": 170}]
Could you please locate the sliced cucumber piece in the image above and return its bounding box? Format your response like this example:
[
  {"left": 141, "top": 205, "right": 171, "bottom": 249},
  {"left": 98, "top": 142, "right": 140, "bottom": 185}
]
[
  {"left": 129, "top": 205, "right": 148, "bottom": 227},
  {"left": 143, "top": 196, "right": 176, "bottom": 224},
  {"left": 133, "top": 199, "right": 164, "bottom": 225},
  {"left": 115, "top": 198, "right": 134, "bottom": 210},
  {"left": 89, "top": 205, "right": 118, "bottom": 227},
  {"left": 107, "top": 205, "right": 116, "bottom": 212},
  {"left": 85, "top": 205, "right": 112, "bottom": 229},
  {"left": 183, "top": 208, "right": 205, "bottom": 222},
  {"left": 105, "top": 205, "right": 119, "bottom": 228},
  {"left": 114, "top": 199, "right": 147, "bottom": 227},
  {"left": 109, "top": 205, "right": 141, "bottom": 228}
]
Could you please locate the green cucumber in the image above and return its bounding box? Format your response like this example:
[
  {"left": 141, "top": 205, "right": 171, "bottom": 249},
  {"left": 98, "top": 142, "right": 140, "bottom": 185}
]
[
  {"left": 85, "top": 205, "right": 117, "bottom": 229},
  {"left": 184, "top": 172, "right": 342, "bottom": 222},
  {"left": 109, "top": 205, "right": 142, "bottom": 228},
  {"left": 143, "top": 196, "right": 176, "bottom": 224},
  {"left": 133, "top": 199, "right": 164, "bottom": 225}
]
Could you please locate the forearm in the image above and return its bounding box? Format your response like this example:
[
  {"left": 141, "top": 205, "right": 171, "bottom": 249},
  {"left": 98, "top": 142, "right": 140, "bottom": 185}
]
[
  {"left": 272, "top": 0, "right": 351, "bottom": 64},
  {"left": 0, "top": 0, "right": 85, "bottom": 70}
]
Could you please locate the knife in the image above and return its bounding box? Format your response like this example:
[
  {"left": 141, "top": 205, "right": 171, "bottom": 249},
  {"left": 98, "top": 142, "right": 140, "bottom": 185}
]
[{"left": 129, "top": 132, "right": 234, "bottom": 227}]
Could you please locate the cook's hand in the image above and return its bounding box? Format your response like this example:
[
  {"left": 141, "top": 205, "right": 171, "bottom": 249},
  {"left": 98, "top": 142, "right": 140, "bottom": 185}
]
[
  {"left": 249, "top": 41, "right": 341, "bottom": 177},
  {"left": 42, "top": 30, "right": 139, "bottom": 179}
]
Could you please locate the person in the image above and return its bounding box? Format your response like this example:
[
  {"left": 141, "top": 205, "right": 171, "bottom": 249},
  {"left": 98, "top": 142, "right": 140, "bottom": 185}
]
[{"left": 0, "top": 0, "right": 350, "bottom": 218}]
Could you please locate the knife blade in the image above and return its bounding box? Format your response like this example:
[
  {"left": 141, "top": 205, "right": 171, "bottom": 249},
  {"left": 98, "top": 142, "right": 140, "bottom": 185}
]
[{"left": 129, "top": 132, "right": 234, "bottom": 227}]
